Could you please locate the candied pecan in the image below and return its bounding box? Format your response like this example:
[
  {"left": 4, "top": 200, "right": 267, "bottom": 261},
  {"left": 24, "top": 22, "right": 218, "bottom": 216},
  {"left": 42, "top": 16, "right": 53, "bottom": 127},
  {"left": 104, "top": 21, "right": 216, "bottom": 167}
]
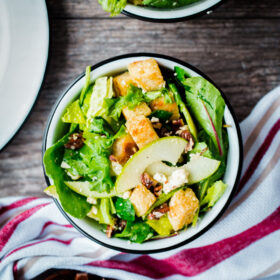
[
  {"left": 153, "top": 185, "right": 163, "bottom": 197},
  {"left": 117, "top": 219, "right": 127, "bottom": 232},
  {"left": 109, "top": 155, "right": 118, "bottom": 162},
  {"left": 179, "top": 130, "right": 194, "bottom": 152},
  {"left": 152, "top": 122, "right": 162, "bottom": 130},
  {"left": 172, "top": 119, "right": 184, "bottom": 130},
  {"left": 64, "top": 132, "right": 84, "bottom": 150},
  {"left": 157, "top": 126, "right": 169, "bottom": 137},
  {"left": 141, "top": 172, "right": 158, "bottom": 189},
  {"left": 106, "top": 225, "right": 114, "bottom": 238},
  {"left": 148, "top": 203, "right": 169, "bottom": 220}
]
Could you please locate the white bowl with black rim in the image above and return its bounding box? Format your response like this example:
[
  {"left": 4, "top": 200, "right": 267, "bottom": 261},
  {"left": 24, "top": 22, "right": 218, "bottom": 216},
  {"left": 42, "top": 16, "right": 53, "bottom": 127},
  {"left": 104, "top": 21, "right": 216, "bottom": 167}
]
[
  {"left": 122, "top": 0, "right": 224, "bottom": 22},
  {"left": 43, "top": 53, "right": 243, "bottom": 254}
]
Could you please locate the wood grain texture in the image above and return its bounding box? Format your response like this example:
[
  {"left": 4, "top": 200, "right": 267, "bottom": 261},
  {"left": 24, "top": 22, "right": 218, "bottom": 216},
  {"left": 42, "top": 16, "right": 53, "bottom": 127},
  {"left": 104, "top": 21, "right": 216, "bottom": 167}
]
[{"left": 0, "top": 0, "right": 279, "bottom": 197}]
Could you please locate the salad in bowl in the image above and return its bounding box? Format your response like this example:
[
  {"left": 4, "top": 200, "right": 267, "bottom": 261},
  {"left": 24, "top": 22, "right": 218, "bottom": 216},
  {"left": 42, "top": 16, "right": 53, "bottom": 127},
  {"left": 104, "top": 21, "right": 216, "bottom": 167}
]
[
  {"left": 43, "top": 54, "right": 242, "bottom": 253},
  {"left": 99, "top": 0, "right": 224, "bottom": 21}
]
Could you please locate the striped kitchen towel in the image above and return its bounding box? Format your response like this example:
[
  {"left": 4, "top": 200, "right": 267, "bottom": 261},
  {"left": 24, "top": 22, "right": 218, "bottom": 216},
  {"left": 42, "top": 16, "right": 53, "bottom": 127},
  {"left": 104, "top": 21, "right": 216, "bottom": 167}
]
[{"left": 0, "top": 86, "right": 279, "bottom": 280}]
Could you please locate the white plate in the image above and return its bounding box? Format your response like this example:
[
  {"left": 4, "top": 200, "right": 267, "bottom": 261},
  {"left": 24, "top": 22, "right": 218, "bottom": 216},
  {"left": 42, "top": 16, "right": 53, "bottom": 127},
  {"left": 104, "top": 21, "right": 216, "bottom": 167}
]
[
  {"left": 0, "top": 0, "right": 49, "bottom": 150},
  {"left": 123, "top": 0, "right": 223, "bottom": 21}
]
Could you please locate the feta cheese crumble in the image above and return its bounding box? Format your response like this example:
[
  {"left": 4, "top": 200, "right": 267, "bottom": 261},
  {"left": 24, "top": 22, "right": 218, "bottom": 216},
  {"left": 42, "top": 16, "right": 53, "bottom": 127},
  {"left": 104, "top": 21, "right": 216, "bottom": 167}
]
[{"left": 153, "top": 169, "right": 189, "bottom": 194}]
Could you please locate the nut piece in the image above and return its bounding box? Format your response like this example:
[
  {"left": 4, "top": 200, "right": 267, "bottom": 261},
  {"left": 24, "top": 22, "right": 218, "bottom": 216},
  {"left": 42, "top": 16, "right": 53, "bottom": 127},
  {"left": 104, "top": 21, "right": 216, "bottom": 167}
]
[
  {"left": 128, "top": 58, "right": 165, "bottom": 91},
  {"left": 106, "top": 224, "right": 115, "bottom": 238},
  {"left": 129, "top": 184, "right": 156, "bottom": 217},
  {"left": 64, "top": 132, "right": 84, "bottom": 150},
  {"left": 168, "top": 188, "right": 199, "bottom": 231},
  {"left": 179, "top": 130, "right": 195, "bottom": 152},
  {"left": 141, "top": 172, "right": 158, "bottom": 189},
  {"left": 148, "top": 203, "right": 169, "bottom": 220}
]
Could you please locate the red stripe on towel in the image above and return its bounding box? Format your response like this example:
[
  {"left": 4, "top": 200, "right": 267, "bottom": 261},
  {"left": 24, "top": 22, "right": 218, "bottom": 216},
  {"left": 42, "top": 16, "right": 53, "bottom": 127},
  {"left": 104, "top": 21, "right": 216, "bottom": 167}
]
[
  {"left": 237, "top": 118, "right": 280, "bottom": 194},
  {"left": 88, "top": 206, "right": 280, "bottom": 278},
  {"left": 5, "top": 237, "right": 77, "bottom": 259},
  {"left": 0, "top": 203, "right": 50, "bottom": 253},
  {"left": 0, "top": 197, "right": 38, "bottom": 216},
  {"left": 39, "top": 221, "right": 73, "bottom": 235}
]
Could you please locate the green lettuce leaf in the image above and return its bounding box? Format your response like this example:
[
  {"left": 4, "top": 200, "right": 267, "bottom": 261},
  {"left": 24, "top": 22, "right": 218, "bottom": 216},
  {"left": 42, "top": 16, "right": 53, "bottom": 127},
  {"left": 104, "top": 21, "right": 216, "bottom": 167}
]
[
  {"left": 143, "top": 0, "right": 199, "bottom": 8},
  {"left": 62, "top": 100, "right": 86, "bottom": 124},
  {"left": 114, "top": 197, "right": 135, "bottom": 222},
  {"left": 146, "top": 215, "right": 173, "bottom": 236},
  {"left": 80, "top": 66, "right": 92, "bottom": 106},
  {"left": 98, "top": 0, "right": 127, "bottom": 16},
  {"left": 87, "top": 116, "right": 114, "bottom": 136},
  {"left": 43, "top": 131, "right": 91, "bottom": 218},
  {"left": 201, "top": 180, "right": 227, "bottom": 208},
  {"left": 175, "top": 70, "right": 225, "bottom": 156},
  {"left": 148, "top": 110, "right": 172, "bottom": 122}
]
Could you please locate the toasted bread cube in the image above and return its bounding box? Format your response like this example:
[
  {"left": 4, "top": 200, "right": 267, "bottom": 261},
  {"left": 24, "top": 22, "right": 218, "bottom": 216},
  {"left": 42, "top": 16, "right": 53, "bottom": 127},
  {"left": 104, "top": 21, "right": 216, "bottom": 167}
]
[
  {"left": 168, "top": 188, "right": 199, "bottom": 231},
  {"left": 128, "top": 58, "right": 165, "bottom": 91},
  {"left": 122, "top": 103, "right": 152, "bottom": 120},
  {"left": 130, "top": 185, "right": 156, "bottom": 216},
  {"left": 113, "top": 72, "right": 136, "bottom": 97},
  {"left": 126, "top": 115, "right": 159, "bottom": 149},
  {"left": 112, "top": 134, "right": 138, "bottom": 165},
  {"left": 150, "top": 96, "right": 180, "bottom": 120}
]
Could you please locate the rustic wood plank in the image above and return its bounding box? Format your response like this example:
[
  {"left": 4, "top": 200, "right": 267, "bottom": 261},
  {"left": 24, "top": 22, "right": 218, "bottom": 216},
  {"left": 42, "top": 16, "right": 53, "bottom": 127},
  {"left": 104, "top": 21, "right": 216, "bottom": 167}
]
[
  {"left": 46, "top": 0, "right": 280, "bottom": 19},
  {"left": 0, "top": 17, "right": 279, "bottom": 197}
]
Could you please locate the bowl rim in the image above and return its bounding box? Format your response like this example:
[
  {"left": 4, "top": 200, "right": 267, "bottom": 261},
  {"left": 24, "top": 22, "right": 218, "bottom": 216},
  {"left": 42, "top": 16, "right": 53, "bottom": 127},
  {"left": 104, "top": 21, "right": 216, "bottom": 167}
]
[
  {"left": 122, "top": 0, "right": 226, "bottom": 23},
  {"left": 42, "top": 52, "right": 243, "bottom": 254}
]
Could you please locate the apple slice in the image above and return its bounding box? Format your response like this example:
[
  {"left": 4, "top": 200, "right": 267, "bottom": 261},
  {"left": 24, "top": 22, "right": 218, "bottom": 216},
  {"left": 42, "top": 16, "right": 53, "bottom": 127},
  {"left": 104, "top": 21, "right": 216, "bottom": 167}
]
[
  {"left": 146, "top": 156, "right": 220, "bottom": 184},
  {"left": 115, "top": 136, "right": 188, "bottom": 194},
  {"left": 64, "top": 181, "right": 116, "bottom": 198}
]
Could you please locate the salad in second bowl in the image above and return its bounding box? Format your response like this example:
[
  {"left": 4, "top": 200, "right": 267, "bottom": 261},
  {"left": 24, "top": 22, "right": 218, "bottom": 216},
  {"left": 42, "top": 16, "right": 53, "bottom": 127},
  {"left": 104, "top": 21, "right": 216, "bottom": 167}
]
[
  {"left": 99, "top": 0, "right": 202, "bottom": 16},
  {"left": 44, "top": 58, "right": 229, "bottom": 244}
]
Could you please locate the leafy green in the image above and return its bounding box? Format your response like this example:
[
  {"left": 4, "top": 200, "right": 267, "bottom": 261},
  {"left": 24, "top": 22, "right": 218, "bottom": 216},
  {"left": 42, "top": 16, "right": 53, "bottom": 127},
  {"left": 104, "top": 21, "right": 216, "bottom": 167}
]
[
  {"left": 87, "top": 116, "right": 114, "bottom": 136},
  {"left": 168, "top": 79, "right": 198, "bottom": 140},
  {"left": 115, "top": 221, "right": 154, "bottom": 243},
  {"left": 175, "top": 71, "right": 225, "bottom": 156},
  {"left": 146, "top": 215, "right": 173, "bottom": 236},
  {"left": 62, "top": 100, "right": 86, "bottom": 124},
  {"left": 43, "top": 131, "right": 91, "bottom": 218},
  {"left": 99, "top": 198, "right": 115, "bottom": 225},
  {"left": 148, "top": 110, "right": 172, "bottom": 122},
  {"left": 106, "top": 85, "right": 145, "bottom": 121},
  {"left": 80, "top": 66, "right": 92, "bottom": 106},
  {"left": 98, "top": 0, "right": 127, "bottom": 16},
  {"left": 190, "top": 142, "right": 212, "bottom": 158},
  {"left": 87, "top": 76, "right": 114, "bottom": 123},
  {"left": 201, "top": 180, "right": 227, "bottom": 208},
  {"left": 114, "top": 197, "right": 135, "bottom": 222},
  {"left": 143, "top": 0, "right": 199, "bottom": 8},
  {"left": 145, "top": 88, "right": 172, "bottom": 104}
]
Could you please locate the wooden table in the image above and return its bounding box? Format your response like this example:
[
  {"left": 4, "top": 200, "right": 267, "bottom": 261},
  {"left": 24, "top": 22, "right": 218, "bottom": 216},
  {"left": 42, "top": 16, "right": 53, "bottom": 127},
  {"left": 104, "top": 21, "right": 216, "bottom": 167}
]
[{"left": 0, "top": 0, "right": 279, "bottom": 197}]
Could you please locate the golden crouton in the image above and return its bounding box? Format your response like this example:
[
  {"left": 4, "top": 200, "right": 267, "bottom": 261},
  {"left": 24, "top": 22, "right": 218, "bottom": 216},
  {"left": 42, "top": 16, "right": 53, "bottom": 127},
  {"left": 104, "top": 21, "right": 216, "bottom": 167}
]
[
  {"left": 113, "top": 72, "right": 136, "bottom": 97},
  {"left": 168, "top": 188, "right": 199, "bottom": 231},
  {"left": 130, "top": 185, "right": 156, "bottom": 216},
  {"left": 128, "top": 58, "right": 166, "bottom": 92},
  {"left": 112, "top": 134, "right": 138, "bottom": 165},
  {"left": 122, "top": 103, "right": 152, "bottom": 120},
  {"left": 150, "top": 96, "right": 180, "bottom": 120},
  {"left": 126, "top": 115, "right": 159, "bottom": 149}
]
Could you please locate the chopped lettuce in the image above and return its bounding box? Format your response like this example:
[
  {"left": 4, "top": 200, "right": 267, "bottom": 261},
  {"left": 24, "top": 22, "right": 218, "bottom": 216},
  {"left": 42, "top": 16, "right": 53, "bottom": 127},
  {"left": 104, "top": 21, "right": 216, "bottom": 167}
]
[
  {"left": 143, "top": 0, "right": 200, "bottom": 8},
  {"left": 62, "top": 100, "right": 86, "bottom": 124},
  {"left": 144, "top": 88, "right": 172, "bottom": 104},
  {"left": 80, "top": 66, "right": 92, "bottom": 106},
  {"left": 98, "top": 0, "right": 127, "bottom": 16},
  {"left": 87, "top": 116, "right": 114, "bottom": 136},
  {"left": 87, "top": 76, "right": 114, "bottom": 123},
  {"left": 201, "top": 180, "right": 227, "bottom": 208},
  {"left": 114, "top": 197, "right": 135, "bottom": 222},
  {"left": 146, "top": 215, "right": 173, "bottom": 236}
]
